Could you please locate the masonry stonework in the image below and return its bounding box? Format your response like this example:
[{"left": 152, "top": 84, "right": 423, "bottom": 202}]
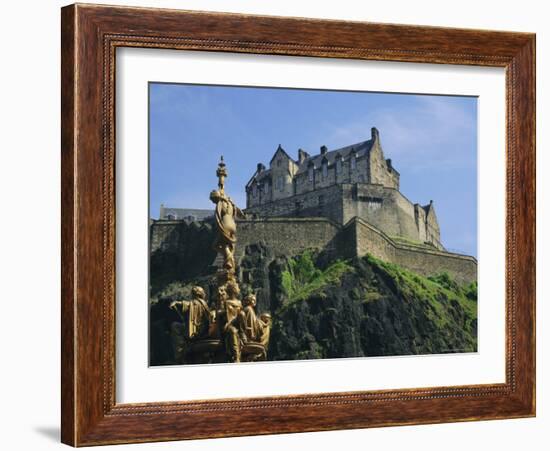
[
  {"left": 345, "top": 218, "right": 476, "bottom": 285},
  {"left": 235, "top": 218, "right": 341, "bottom": 262},
  {"left": 150, "top": 217, "right": 476, "bottom": 286},
  {"left": 245, "top": 127, "right": 442, "bottom": 249}
]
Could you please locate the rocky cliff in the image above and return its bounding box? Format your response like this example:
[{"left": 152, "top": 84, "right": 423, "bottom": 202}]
[{"left": 149, "top": 247, "right": 477, "bottom": 365}]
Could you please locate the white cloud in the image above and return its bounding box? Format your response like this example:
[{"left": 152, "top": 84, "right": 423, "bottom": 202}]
[{"left": 323, "top": 96, "right": 476, "bottom": 171}]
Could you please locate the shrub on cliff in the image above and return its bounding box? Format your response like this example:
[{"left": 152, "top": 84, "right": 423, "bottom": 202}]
[{"left": 280, "top": 250, "right": 354, "bottom": 308}]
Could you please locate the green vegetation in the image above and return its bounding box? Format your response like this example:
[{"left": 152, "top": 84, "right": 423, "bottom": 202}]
[
  {"left": 270, "top": 251, "right": 478, "bottom": 361},
  {"left": 280, "top": 250, "right": 354, "bottom": 308},
  {"left": 364, "top": 254, "right": 477, "bottom": 333},
  {"left": 390, "top": 235, "right": 435, "bottom": 249}
]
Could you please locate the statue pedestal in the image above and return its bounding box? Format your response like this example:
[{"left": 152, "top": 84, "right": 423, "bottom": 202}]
[
  {"left": 185, "top": 339, "right": 224, "bottom": 364},
  {"left": 241, "top": 342, "right": 268, "bottom": 362}
]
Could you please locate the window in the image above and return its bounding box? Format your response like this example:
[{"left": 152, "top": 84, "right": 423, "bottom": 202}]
[
  {"left": 318, "top": 195, "right": 325, "bottom": 206},
  {"left": 277, "top": 159, "right": 282, "bottom": 167},
  {"left": 336, "top": 159, "right": 342, "bottom": 173},
  {"left": 308, "top": 166, "right": 314, "bottom": 182},
  {"left": 277, "top": 176, "right": 284, "bottom": 191},
  {"left": 322, "top": 162, "right": 328, "bottom": 178},
  {"left": 252, "top": 184, "right": 257, "bottom": 197},
  {"left": 350, "top": 154, "right": 357, "bottom": 170}
]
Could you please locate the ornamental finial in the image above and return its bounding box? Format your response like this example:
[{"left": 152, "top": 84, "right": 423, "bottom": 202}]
[{"left": 216, "top": 155, "right": 227, "bottom": 193}]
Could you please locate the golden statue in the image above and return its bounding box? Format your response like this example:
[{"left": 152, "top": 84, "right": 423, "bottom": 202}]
[
  {"left": 219, "top": 280, "right": 243, "bottom": 362},
  {"left": 172, "top": 156, "right": 272, "bottom": 364},
  {"left": 210, "top": 156, "right": 245, "bottom": 277},
  {"left": 240, "top": 294, "right": 271, "bottom": 347},
  {"left": 239, "top": 294, "right": 272, "bottom": 361},
  {"left": 169, "top": 286, "right": 214, "bottom": 363}
]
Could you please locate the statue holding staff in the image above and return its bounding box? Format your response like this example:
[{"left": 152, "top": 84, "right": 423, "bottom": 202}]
[{"left": 210, "top": 156, "right": 245, "bottom": 276}]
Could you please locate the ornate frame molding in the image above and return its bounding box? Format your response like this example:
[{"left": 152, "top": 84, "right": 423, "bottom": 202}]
[{"left": 61, "top": 4, "right": 535, "bottom": 446}]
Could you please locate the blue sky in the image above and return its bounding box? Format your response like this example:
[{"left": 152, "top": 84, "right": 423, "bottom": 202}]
[{"left": 149, "top": 83, "right": 477, "bottom": 257}]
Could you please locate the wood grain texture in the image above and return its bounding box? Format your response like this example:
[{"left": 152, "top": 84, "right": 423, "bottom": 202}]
[{"left": 60, "top": 3, "right": 536, "bottom": 446}]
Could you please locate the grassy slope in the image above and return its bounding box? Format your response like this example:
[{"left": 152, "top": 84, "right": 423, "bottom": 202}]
[{"left": 270, "top": 251, "right": 477, "bottom": 360}]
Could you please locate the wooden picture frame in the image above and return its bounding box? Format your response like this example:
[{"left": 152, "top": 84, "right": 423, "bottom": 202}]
[{"left": 61, "top": 3, "right": 535, "bottom": 446}]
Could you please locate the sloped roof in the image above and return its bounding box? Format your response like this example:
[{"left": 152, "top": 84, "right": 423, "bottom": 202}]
[
  {"left": 247, "top": 138, "right": 375, "bottom": 186},
  {"left": 246, "top": 168, "right": 272, "bottom": 188},
  {"left": 295, "top": 139, "right": 373, "bottom": 175},
  {"left": 269, "top": 144, "right": 294, "bottom": 165}
]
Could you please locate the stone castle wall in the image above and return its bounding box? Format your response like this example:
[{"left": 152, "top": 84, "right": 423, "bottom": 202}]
[
  {"left": 246, "top": 182, "right": 443, "bottom": 250},
  {"left": 150, "top": 216, "right": 476, "bottom": 286},
  {"left": 246, "top": 184, "right": 345, "bottom": 225},
  {"left": 343, "top": 218, "right": 476, "bottom": 285},
  {"left": 368, "top": 136, "right": 400, "bottom": 189},
  {"left": 342, "top": 184, "right": 415, "bottom": 238},
  {"left": 235, "top": 218, "right": 341, "bottom": 261}
]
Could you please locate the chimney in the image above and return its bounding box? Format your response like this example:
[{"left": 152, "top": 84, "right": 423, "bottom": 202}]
[
  {"left": 257, "top": 163, "right": 265, "bottom": 173},
  {"left": 371, "top": 127, "right": 380, "bottom": 142},
  {"left": 320, "top": 145, "right": 328, "bottom": 155},
  {"left": 298, "top": 148, "right": 310, "bottom": 164}
]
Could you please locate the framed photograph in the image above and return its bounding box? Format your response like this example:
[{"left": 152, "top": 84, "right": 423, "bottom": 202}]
[{"left": 61, "top": 3, "right": 535, "bottom": 446}]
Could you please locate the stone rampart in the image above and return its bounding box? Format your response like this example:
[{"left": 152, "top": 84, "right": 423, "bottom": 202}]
[
  {"left": 150, "top": 215, "right": 477, "bottom": 288},
  {"left": 245, "top": 184, "right": 344, "bottom": 224},
  {"left": 345, "top": 217, "right": 477, "bottom": 285},
  {"left": 235, "top": 217, "right": 341, "bottom": 261}
]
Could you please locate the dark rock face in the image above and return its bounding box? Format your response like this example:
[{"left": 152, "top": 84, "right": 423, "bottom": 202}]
[
  {"left": 238, "top": 242, "right": 273, "bottom": 314},
  {"left": 268, "top": 256, "right": 477, "bottom": 361},
  {"left": 149, "top": 244, "right": 477, "bottom": 365},
  {"left": 149, "top": 221, "right": 217, "bottom": 296}
]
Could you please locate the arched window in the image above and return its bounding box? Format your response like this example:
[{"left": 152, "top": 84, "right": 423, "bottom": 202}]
[{"left": 322, "top": 161, "right": 328, "bottom": 178}]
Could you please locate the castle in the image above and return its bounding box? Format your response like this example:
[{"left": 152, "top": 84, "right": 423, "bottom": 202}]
[
  {"left": 151, "top": 127, "right": 477, "bottom": 288},
  {"left": 245, "top": 127, "right": 443, "bottom": 250}
]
